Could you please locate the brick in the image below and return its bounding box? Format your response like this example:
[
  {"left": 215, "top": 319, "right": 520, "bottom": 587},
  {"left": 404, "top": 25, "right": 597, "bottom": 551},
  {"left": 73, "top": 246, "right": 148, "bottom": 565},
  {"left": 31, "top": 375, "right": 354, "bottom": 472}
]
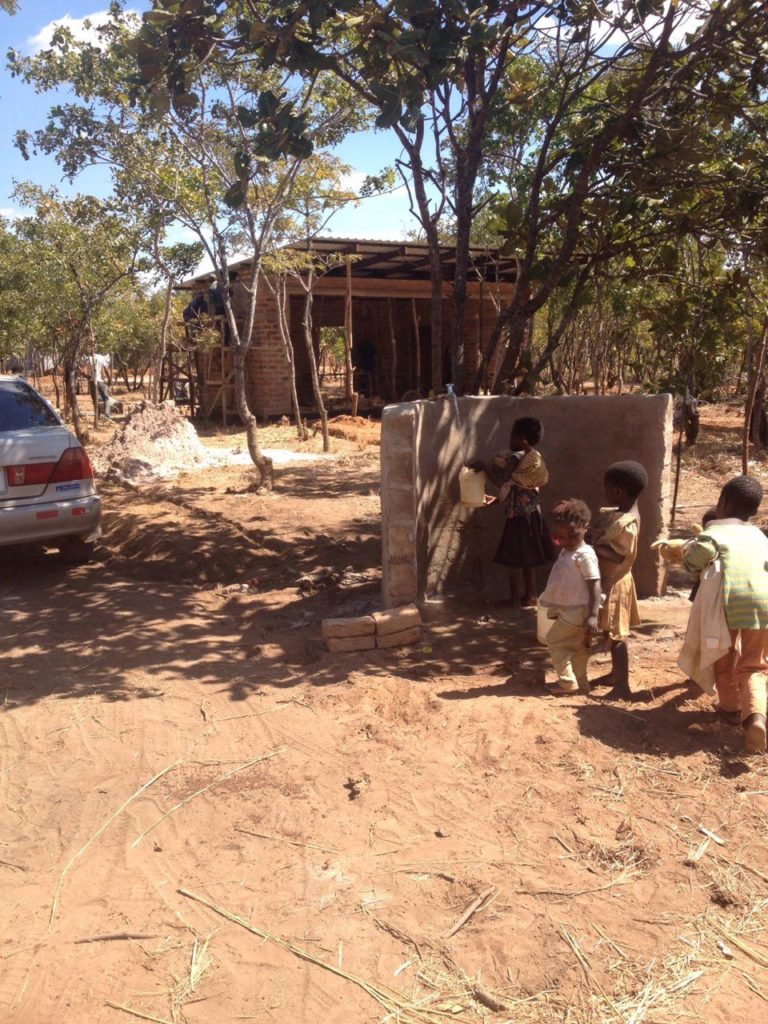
[
  {"left": 326, "top": 634, "right": 377, "bottom": 653},
  {"left": 377, "top": 625, "right": 422, "bottom": 649},
  {"left": 322, "top": 614, "right": 376, "bottom": 640},
  {"left": 373, "top": 604, "right": 421, "bottom": 637}
]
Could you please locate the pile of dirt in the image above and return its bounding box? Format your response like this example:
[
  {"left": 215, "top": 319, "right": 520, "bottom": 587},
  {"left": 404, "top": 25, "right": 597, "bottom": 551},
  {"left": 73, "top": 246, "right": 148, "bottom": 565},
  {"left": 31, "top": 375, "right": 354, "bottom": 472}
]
[
  {"left": 92, "top": 401, "right": 212, "bottom": 483},
  {"left": 324, "top": 414, "right": 381, "bottom": 446}
]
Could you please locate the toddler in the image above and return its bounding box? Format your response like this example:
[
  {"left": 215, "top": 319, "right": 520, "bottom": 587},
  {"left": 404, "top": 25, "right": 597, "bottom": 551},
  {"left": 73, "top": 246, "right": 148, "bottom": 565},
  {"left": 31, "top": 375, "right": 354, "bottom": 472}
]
[{"left": 540, "top": 499, "right": 602, "bottom": 694}]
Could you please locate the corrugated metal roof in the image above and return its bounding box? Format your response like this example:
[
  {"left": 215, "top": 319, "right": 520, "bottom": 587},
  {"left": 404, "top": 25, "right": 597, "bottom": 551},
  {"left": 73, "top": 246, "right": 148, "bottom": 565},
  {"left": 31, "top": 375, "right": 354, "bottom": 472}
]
[{"left": 180, "top": 236, "right": 517, "bottom": 288}]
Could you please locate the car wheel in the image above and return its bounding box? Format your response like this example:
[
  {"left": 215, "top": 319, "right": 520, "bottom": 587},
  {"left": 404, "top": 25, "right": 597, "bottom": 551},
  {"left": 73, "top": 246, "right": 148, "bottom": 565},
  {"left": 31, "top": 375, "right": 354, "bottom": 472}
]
[{"left": 58, "top": 537, "right": 96, "bottom": 565}]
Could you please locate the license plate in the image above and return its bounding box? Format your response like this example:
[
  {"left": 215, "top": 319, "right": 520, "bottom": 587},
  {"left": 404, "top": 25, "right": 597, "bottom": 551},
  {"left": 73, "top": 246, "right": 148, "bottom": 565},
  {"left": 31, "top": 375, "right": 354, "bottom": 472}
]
[{"left": 0, "top": 468, "right": 6, "bottom": 495}]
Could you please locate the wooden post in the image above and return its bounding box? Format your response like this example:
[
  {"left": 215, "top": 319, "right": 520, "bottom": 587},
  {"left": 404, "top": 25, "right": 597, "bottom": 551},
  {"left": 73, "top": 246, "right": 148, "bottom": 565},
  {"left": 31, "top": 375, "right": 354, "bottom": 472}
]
[
  {"left": 387, "top": 297, "right": 398, "bottom": 401},
  {"left": 344, "top": 257, "right": 358, "bottom": 417},
  {"left": 670, "top": 417, "right": 684, "bottom": 527},
  {"left": 411, "top": 297, "right": 421, "bottom": 395}
]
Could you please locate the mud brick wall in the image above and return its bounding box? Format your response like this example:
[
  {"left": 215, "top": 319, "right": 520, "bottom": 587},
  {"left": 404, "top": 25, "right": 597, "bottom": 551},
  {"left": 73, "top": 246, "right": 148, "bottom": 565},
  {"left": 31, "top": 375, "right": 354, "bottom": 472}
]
[{"left": 381, "top": 394, "right": 673, "bottom": 608}]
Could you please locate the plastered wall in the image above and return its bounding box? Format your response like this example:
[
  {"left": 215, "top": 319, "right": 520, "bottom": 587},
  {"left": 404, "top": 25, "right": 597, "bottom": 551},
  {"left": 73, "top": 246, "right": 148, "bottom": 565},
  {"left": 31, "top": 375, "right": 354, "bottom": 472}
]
[{"left": 380, "top": 394, "right": 673, "bottom": 608}]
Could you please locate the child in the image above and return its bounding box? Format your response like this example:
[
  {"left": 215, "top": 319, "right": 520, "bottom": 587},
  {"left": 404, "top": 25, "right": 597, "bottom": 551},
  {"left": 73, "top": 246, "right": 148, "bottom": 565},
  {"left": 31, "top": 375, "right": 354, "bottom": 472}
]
[
  {"left": 540, "top": 499, "right": 602, "bottom": 694},
  {"left": 682, "top": 475, "right": 768, "bottom": 754},
  {"left": 688, "top": 506, "right": 719, "bottom": 602},
  {"left": 590, "top": 460, "right": 648, "bottom": 696},
  {"left": 470, "top": 417, "right": 553, "bottom": 608}
]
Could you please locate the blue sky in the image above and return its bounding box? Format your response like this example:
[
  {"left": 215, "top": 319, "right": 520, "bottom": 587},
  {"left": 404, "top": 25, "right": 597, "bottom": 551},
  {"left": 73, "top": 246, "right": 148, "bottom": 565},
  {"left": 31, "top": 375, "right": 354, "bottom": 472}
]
[{"left": 0, "top": 2, "right": 414, "bottom": 240}]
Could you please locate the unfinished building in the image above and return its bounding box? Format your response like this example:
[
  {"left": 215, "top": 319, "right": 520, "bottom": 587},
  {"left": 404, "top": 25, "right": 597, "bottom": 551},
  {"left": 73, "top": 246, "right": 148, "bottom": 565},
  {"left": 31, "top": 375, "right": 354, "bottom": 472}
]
[{"left": 176, "top": 238, "right": 517, "bottom": 421}]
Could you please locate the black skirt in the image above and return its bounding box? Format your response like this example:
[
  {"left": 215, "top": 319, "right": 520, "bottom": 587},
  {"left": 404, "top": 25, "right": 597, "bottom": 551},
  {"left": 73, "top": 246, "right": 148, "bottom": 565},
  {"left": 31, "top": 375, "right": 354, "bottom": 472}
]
[{"left": 494, "top": 509, "right": 555, "bottom": 569}]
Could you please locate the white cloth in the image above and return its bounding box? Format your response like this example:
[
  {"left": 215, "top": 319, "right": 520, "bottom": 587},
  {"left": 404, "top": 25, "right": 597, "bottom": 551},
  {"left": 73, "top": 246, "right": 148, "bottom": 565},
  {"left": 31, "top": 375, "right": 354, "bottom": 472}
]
[
  {"left": 540, "top": 543, "right": 600, "bottom": 625},
  {"left": 677, "top": 557, "right": 732, "bottom": 695},
  {"left": 91, "top": 353, "right": 110, "bottom": 383}
]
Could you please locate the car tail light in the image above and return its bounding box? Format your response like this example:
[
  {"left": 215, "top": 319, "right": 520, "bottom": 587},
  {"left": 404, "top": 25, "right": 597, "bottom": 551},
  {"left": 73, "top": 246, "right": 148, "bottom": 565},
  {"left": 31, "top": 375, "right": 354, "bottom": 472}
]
[
  {"left": 7, "top": 463, "right": 55, "bottom": 486},
  {"left": 50, "top": 447, "right": 94, "bottom": 483},
  {"left": 5, "top": 446, "right": 93, "bottom": 488}
]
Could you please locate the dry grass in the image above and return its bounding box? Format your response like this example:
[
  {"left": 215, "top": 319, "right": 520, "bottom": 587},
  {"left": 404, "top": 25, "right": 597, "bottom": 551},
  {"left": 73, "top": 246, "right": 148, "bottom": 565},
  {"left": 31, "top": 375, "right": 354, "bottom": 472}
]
[{"left": 171, "top": 934, "right": 215, "bottom": 1022}]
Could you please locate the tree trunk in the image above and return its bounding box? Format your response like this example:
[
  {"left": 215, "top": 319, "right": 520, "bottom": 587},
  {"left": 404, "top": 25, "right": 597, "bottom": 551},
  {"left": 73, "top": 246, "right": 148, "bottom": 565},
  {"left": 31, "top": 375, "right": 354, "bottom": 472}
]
[
  {"left": 743, "top": 318, "right": 768, "bottom": 475},
  {"left": 232, "top": 342, "right": 273, "bottom": 488},
  {"left": 302, "top": 285, "right": 329, "bottom": 452},
  {"left": 344, "top": 258, "right": 357, "bottom": 415},
  {"left": 275, "top": 277, "right": 307, "bottom": 441},
  {"left": 154, "top": 276, "right": 175, "bottom": 403},
  {"left": 411, "top": 298, "right": 421, "bottom": 394},
  {"left": 64, "top": 357, "right": 86, "bottom": 443},
  {"left": 490, "top": 314, "right": 528, "bottom": 393},
  {"left": 450, "top": 222, "right": 470, "bottom": 394}
]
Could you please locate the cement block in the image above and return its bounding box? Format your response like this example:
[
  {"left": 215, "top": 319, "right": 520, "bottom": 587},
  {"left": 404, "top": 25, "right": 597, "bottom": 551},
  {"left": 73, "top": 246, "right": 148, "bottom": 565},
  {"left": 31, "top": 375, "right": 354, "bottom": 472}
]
[
  {"left": 322, "top": 615, "right": 376, "bottom": 640},
  {"left": 373, "top": 603, "right": 421, "bottom": 637},
  {"left": 326, "top": 634, "right": 377, "bottom": 653},
  {"left": 387, "top": 525, "right": 415, "bottom": 552},
  {"left": 384, "top": 454, "right": 414, "bottom": 487},
  {"left": 377, "top": 625, "right": 422, "bottom": 649},
  {"left": 382, "top": 485, "right": 416, "bottom": 521},
  {"left": 381, "top": 405, "right": 416, "bottom": 449},
  {"left": 386, "top": 562, "right": 417, "bottom": 598}
]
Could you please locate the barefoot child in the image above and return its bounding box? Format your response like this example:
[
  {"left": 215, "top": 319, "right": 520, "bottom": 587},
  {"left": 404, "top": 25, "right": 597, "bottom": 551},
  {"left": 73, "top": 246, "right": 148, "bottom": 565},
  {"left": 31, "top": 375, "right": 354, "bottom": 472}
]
[
  {"left": 682, "top": 475, "right": 768, "bottom": 754},
  {"left": 590, "top": 461, "right": 648, "bottom": 696},
  {"left": 469, "top": 417, "right": 553, "bottom": 608},
  {"left": 540, "top": 499, "right": 602, "bottom": 694}
]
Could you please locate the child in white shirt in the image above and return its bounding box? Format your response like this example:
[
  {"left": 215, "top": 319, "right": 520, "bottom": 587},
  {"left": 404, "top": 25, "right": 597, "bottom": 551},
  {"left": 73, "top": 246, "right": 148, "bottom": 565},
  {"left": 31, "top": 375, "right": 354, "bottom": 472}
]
[{"left": 540, "top": 499, "right": 602, "bottom": 695}]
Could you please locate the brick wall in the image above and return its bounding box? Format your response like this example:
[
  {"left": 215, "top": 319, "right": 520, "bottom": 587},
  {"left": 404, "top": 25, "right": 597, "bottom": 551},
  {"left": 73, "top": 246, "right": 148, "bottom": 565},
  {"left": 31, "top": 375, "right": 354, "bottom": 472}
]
[
  {"left": 200, "top": 278, "right": 292, "bottom": 419},
  {"left": 200, "top": 277, "right": 510, "bottom": 419}
]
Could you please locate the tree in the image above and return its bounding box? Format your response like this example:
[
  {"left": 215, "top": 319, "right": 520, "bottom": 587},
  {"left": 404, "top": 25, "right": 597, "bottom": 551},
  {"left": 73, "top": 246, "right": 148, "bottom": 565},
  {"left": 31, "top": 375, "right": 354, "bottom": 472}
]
[
  {"left": 10, "top": 6, "right": 364, "bottom": 485},
  {"left": 127, "top": 0, "right": 768, "bottom": 397},
  {"left": 10, "top": 184, "right": 142, "bottom": 439}
]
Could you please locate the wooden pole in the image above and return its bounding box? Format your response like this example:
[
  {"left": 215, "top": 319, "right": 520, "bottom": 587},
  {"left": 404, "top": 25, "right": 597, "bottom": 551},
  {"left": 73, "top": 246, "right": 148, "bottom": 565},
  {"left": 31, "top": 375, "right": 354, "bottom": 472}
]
[
  {"left": 344, "top": 257, "right": 358, "bottom": 417},
  {"left": 411, "top": 297, "right": 421, "bottom": 395},
  {"left": 387, "top": 298, "right": 397, "bottom": 401},
  {"left": 743, "top": 317, "right": 768, "bottom": 475},
  {"left": 670, "top": 417, "right": 684, "bottom": 527}
]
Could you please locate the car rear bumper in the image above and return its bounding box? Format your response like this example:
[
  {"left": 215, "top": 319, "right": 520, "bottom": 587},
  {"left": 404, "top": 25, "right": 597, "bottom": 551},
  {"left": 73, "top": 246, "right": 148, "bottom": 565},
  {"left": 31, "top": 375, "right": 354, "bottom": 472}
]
[{"left": 0, "top": 494, "right": 102, "bottom": 547}]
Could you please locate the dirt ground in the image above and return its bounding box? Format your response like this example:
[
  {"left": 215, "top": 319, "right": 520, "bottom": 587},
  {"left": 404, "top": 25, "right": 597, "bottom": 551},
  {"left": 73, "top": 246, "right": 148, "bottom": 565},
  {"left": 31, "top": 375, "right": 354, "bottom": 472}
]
[{"left": 2, "top": 400, "right": 768, "bottom": 1024}]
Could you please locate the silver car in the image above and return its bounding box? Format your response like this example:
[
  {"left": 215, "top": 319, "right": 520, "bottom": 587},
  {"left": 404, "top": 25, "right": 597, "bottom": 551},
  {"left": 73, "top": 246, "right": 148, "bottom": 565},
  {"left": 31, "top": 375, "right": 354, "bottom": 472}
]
[{"left": 0, "top": 375, "right": 101, "bottom": 560}]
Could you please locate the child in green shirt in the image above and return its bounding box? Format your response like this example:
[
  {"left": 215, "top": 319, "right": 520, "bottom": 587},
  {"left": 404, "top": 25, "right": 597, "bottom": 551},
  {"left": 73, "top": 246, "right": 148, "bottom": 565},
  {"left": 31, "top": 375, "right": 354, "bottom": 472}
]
[{"left": 683, "top": 475, "right": 768, "bottom": 754}]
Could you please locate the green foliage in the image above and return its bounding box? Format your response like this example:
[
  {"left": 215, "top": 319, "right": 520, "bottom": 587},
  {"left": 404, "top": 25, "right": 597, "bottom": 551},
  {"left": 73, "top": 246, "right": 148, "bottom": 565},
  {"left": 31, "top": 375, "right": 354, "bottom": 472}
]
[
  {"left": 125, "top": 0, "right": 768, "bottom": 392},
  {"left": 2, "top": 184, "right": 144, "bottom": 370}
]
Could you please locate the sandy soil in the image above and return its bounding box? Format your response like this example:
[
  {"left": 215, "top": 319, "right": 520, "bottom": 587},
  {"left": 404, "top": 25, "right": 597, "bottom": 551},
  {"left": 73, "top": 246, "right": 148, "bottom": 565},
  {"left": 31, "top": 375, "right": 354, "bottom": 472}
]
[{"left": 2, "top": 403, "right": 768, "bottom": 1024}]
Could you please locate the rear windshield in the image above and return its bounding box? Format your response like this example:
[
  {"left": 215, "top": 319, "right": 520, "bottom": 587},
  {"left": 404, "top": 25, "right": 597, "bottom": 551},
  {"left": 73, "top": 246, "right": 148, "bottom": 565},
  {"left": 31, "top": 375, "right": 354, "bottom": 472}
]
[{"left": 0, "top": 380, "right": 60, "bottom": 431}]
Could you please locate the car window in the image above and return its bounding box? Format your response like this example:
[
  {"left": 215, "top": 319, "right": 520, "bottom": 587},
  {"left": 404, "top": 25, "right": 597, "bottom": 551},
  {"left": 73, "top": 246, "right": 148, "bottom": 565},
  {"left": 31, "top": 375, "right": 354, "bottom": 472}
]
[{"left": 0, "top": 380, "right": 60, "bottom": 431}]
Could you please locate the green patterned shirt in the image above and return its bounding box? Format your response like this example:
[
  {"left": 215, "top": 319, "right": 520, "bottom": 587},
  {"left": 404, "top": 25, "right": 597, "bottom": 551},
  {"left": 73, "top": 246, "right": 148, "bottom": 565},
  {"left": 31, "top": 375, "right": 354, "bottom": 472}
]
[{"left": 683, "top": 520, "right": 768, "bottom": 630}]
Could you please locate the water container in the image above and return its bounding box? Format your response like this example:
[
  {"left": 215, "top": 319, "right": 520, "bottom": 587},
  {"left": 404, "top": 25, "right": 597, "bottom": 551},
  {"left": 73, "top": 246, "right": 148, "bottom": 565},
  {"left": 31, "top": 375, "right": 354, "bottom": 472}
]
[
  {"left": 537, "top": 604, "right": 555, "bottom": 645},
  {"left": 458, "top": 466, "right": 486, "bottom": 508}
]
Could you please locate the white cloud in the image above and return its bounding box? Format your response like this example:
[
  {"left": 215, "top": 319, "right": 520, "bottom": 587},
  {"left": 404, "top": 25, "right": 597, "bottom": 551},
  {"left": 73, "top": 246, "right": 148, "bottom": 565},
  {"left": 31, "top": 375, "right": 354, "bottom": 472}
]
[
  {"left": 27, "top": 9, "right": 140, "bottom": 53},
  {"left": 339, "top": 170, "right": 367, "bottom": 193},
  {"left": 0, "top": 207, "right": 20, "bottom": 222}
]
